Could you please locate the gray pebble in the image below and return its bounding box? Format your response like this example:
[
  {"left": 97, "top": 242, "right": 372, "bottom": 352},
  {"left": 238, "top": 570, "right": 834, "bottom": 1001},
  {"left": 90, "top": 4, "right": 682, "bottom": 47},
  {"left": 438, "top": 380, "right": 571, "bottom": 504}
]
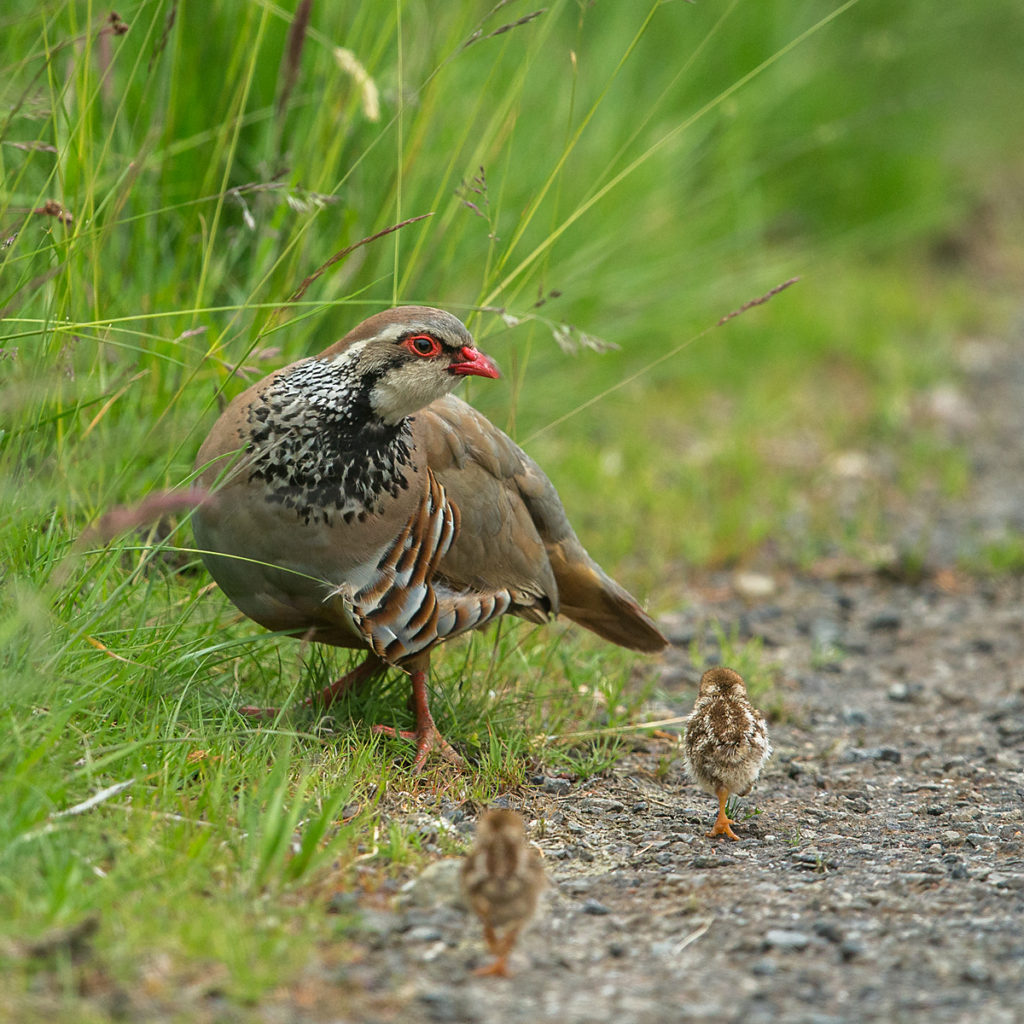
[
  {"left": 581, "top": 898, "right": 611, "bottom": 916},
  {"left": 418, "top": 991, "right": 478, "bottom": 1023},
  {"left": 763, "top": 929, "right": 811, "bottom": 952},
  {"left": 541, "top": 776, "right": 572, "bottom": 795},
  {"left": 809, "top": 616, "right": 842, "bottom": 646},
  {"left": 868, "top": 610, "right": 902, "bottom": 631},
  {"left": 961, "top": 962, "right": 992, "bottom": 984},
  {"left": 842, "top": 746, "right": 902, "bottom": 764},
  {"left": 399, "top": 858, "right": 466, "bottom": 910}
]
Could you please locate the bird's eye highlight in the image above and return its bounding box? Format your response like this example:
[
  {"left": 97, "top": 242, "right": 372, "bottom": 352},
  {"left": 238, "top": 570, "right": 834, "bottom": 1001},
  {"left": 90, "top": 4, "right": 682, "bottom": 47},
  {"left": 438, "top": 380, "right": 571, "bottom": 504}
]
[{"left": 404, "top": 334, "right": 441, "bottom": 358}]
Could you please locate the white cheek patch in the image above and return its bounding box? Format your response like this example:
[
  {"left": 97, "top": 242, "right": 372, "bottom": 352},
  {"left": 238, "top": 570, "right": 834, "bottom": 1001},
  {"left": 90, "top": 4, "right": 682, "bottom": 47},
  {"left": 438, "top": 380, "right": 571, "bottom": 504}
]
[{"left": 370, "top": 363, "right": 458, "bottom": 424}]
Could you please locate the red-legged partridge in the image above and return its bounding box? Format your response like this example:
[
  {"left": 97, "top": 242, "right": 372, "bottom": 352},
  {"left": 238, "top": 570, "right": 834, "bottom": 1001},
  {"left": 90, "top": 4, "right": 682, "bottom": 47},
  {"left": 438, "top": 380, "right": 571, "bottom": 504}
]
[
  {"left": 193, "top": 307, "right": 666, "bottom": 770},
  {"left": 461, "top": 808, "right": 545, "bottom": 977},
  {"left": 684, "top": 666, "right": 771, "bottom": 840}
]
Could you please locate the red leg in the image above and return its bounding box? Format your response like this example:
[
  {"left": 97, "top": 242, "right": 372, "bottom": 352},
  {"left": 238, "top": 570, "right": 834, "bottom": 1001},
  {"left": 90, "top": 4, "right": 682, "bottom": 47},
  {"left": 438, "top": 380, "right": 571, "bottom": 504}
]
[
  {"left": 371, "top": 666, "right": 463, "bottom": 771},
  {"left": 238, "top": 653, "right": 384, "bottom": 719},
  {"left": 707, "top": 786, "right": 741, "bottom": 840}
]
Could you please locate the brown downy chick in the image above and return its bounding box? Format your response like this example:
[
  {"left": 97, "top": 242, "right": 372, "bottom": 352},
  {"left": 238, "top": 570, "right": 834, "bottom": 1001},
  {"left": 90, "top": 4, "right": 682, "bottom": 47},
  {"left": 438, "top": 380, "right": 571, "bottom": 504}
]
[
  {"left": 461, "top": 808, "right": 546, "bottom": 977},
  {"left": 684, "top": 666, "right": 772, "bottom": 840}
]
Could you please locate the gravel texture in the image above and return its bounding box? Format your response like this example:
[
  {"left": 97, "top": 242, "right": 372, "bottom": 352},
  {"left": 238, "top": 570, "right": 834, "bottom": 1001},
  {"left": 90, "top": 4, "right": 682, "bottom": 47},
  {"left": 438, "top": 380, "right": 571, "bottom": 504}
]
[
  {"left": 314, "top": 332, "right": 1024, "bottom": 1023},
  {"left": 344, "top": 570, "right": 1024, "bottom": 1024}
]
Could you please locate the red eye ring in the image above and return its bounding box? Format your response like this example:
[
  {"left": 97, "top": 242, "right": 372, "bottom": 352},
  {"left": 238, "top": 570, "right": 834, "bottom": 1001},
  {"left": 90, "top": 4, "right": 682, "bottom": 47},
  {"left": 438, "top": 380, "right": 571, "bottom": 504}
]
[{"left": 404, "top": 334, "right": 441, "bottom": 358}]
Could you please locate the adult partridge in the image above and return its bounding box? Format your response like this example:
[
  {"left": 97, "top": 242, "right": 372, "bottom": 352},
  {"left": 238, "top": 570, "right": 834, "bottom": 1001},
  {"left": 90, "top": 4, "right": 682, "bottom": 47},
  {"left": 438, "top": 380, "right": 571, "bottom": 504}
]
[
  {"left": 462, "top": 808, "right": 546, "bottom": 977},
  {"left": 683, "top": 666, "right": 772, "bottom": 840},
  {"left": 193, "top": 306, "right": 666, "bottom": 770}
]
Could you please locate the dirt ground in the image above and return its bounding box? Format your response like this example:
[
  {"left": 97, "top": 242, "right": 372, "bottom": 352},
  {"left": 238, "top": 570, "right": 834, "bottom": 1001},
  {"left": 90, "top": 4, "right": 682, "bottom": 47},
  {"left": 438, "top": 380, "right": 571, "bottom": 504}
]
[{"left": 297, "top": 334, "right": 1024, "bottom": 1024}]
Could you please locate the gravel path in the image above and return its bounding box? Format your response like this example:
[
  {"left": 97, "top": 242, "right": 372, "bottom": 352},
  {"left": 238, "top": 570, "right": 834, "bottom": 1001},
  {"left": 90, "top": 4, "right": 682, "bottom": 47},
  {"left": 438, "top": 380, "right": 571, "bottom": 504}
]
[{"left": 310, "top": 334, "right": 1024, "bottom": 1023}]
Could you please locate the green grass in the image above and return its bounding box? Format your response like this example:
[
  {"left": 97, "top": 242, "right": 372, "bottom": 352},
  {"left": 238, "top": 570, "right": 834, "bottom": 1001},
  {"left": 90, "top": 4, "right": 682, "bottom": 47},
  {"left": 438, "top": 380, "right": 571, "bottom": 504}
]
[{"left": 3, "top": 0, "right": 1024, "bottom": 1014}]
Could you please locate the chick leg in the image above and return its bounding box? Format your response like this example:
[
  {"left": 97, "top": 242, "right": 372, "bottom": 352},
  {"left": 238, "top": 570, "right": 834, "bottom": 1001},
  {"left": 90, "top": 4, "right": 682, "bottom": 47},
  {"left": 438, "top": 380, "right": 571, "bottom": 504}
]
[
  {"left": 371, "top": 664, "right": 463, "bottom": 771},
  {"left": 707, "top": 787, "right": 741, "bottom": 840},
  {"left": 239, "top": 653, "right": 384, "bottom": 719},
  {"left": 473, "top": 924, "right": 521, "bottom": 978}
]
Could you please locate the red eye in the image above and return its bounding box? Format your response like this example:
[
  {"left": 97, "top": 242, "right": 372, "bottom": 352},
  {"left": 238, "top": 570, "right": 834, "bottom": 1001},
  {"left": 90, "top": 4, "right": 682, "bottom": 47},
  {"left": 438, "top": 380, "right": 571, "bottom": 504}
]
[{"left": 404, "top": 334, "right": 441, "bottom": 358}]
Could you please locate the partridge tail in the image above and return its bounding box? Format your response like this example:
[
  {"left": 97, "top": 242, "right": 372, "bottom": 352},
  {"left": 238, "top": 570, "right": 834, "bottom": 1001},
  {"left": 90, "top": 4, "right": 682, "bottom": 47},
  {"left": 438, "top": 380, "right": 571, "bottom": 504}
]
[{"left": 548, "top": 541, "right": 667, "bottom": 654}]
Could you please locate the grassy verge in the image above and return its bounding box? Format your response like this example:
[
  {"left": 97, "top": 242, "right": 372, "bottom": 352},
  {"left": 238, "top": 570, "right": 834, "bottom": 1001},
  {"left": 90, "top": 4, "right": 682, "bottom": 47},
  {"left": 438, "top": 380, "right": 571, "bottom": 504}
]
[{"left": 2, "top": 0, "right": 1023, "bottom": 1013}]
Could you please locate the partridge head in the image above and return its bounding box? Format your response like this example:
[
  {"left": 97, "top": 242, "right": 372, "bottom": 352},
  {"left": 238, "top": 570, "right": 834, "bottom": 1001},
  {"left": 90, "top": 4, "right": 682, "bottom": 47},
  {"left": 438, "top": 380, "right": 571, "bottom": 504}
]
[
  {"left": 193, "top": 306, "right": 666, "bottom": 770},
  {"left": 683, "top": 666, "right": 771, "bottom": 840},
  {"left": 461, "top": 808, "right": 545, "bottom": 977}
]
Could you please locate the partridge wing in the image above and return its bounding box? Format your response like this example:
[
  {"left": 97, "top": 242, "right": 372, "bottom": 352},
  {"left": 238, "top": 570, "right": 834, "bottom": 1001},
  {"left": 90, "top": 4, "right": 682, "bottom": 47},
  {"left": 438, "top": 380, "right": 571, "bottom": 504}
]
[{"left": 415, "top": 396, "right": 666, "bottom": 652}]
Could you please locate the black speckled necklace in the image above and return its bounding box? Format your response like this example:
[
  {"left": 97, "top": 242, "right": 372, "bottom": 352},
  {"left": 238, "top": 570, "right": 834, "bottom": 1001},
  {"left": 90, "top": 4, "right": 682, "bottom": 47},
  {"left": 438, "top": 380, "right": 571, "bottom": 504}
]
[{"left": 244, "top": 357, "right": 415, "bottom": 526}]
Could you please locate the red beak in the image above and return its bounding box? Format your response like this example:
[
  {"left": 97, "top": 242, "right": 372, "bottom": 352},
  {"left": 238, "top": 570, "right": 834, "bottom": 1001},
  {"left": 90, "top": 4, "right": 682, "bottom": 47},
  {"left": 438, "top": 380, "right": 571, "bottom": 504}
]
[{"left": 449, "top": 345, "right": 500, "bottom": 379}]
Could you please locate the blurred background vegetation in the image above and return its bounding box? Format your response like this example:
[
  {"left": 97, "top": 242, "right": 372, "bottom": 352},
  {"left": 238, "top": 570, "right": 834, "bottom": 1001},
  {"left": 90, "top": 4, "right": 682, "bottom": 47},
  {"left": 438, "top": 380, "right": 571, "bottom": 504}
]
[{"left": 1, "top": 0, "right": 1023, "bottom": 1010}]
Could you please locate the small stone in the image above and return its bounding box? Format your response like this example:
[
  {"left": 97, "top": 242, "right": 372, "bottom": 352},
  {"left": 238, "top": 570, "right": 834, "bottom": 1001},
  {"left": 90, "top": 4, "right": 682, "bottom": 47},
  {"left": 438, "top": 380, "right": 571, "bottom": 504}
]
[
  {"left": 995, "top": 716, "right": 1024, "bottom": 741},
  {"left": 398, "top": 858, "right": 466, "bottom": 910},
  {"left": 809, "top": 617, "right": 842, "bottom": 647},
  {"left": 690, "top": 855, "right": 734, "bottom": 869},
  {"left": 887, "top": 682, "right": 913, "bottom": 702},
  {"left": 942, "top": 831, "right": 964, "bottom": 845},
  {"left": 405, "top": 925, "right": 443, "bottom": 943},
  {"left": 868, "top": 610, "right": 902, "bottom": 631},
  {"left": 541, "top": 776, "right": 572, "bottom": 795},
  {"left": 813, "top": 921, "right": 843, "bottom": 944},
  {"left": 353, "top": 908, "right": 400, "bottom": 944},
  {"left": 840, "top": 937, "right": 865, "bottom": 961},
  {"left": 966, "top": 833, "right": 990, "bottom": 848},
  {"left": 418, "top": 991, "right": 476, "bottom": 1023},
  {"left": 842, "top": 746, "right": 901, "bottom": 764},
  {"left": 561, "top": 877, "right": 595, "bottom": 895},
  {"left": 751, "top": 958, "right": 778, "bottom": 976},
  {"left": 608, "top": 942, "right": 627, "bottom": 958},
  {"left": 581, "top": 898, "right": 611, "bottom": 916},
  {"left": 841, "top": 707, "right": 869, "bottom": 726},
  {"left": 961, "top": 963, "right": 992, "bottom": 984},
  {"left": 763, "top": 929, "right": 811, "bottom": 953},
  {"left": 734, "top": 572, "right": 776, "bottom": 598}
]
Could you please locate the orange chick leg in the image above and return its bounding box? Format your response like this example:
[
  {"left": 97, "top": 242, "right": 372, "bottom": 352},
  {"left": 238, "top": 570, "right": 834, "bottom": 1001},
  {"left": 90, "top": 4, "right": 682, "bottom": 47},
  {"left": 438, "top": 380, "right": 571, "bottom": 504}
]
[
  {"left": 707, "top": 787, "right": 741, "bottom": 841},
  {"left": 371, "top": 665, "right": 464, "bottom": 771},
  {"left": 472, "top": 925, "right": 520, "bottom": 978},
  {"left": 238, "top": 653, "right": 384, "bottom": 719}
]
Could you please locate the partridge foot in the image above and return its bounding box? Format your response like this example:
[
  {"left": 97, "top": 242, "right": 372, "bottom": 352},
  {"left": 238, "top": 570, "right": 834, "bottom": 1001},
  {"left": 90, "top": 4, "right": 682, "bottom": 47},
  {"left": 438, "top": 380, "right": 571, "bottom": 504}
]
[
  {"left": 707, "top": 787, "right": 741, "bottom": 841},
  {"left": 371, "top": 667, "right": 463, "bottom": 771},
  {"left": 470, "top": 924, "right": 518, "bottom": 978},
  {"left": 706, "top": 816, "right": 741, "bottom": 841},
  {"left": 238, "top": 653, "right": 384, "bottom": 719},
  {"left": 472, "top": 956, "right": 511, "bottom": 978}
]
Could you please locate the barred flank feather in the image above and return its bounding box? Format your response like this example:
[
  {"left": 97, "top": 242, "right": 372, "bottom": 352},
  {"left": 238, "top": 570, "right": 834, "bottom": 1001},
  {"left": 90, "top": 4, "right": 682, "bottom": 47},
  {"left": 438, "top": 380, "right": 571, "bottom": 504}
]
[{"left": 348, "top": 470, "right": 512, "bottom": 663}]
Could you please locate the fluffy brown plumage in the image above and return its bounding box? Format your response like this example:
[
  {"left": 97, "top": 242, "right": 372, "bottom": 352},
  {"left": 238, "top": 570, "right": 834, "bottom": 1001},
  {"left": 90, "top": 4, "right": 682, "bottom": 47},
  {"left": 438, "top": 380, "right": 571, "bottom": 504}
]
[
  {"left": 684, "top": 666, "right": 771, "bottom": 840},
  {"left": 193, "top": 307, "right": 666, "bottom": 770},
  {"left": 461, "top": 808, "right": 545, "bottom": 977}
]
